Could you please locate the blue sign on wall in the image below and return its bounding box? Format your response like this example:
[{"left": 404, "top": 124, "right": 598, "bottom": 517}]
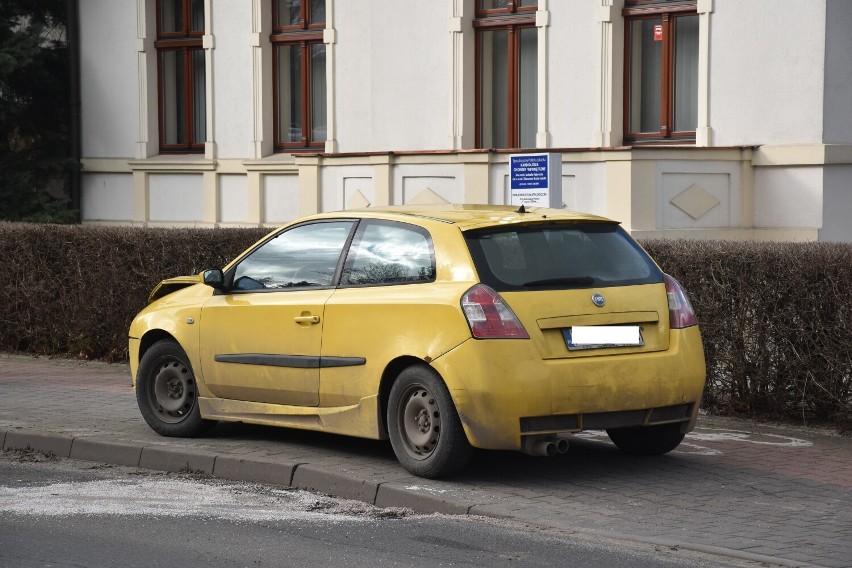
[
  {"left": 510, "top": 154, "right": 549, "bottom": 190},
  {"left": 509, "top": 153, "right": 562, "bottom": 209}
]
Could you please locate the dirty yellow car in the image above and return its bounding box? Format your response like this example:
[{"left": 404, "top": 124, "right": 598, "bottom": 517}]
[{"left": 129, "top": 204, "right": 705, "bottom": 478}]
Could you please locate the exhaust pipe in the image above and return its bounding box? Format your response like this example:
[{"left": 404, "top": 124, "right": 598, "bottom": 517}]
[
  {"left": 521, "top": 436, "right": 570, "bottom": 457},
  {"left": 526, "top": 440, "right": 557, "bottom": 457}
]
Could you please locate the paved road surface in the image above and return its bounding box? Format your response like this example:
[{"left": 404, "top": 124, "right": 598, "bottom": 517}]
[{"left": 1, "top": 354, "right": 850, "bottom": 567}]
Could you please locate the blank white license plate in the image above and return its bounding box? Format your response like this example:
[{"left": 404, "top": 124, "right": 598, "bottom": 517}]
[{"left": 563, "top": 326, "right": 643, "bottom": 351}]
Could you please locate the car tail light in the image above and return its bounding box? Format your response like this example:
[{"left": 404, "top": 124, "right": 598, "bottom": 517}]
[
  {"left": 664, "top": 274, "right": 698, "bottom": 329},
  {"left": 461, "top": 284, "right": 529, "bottom": 339}
]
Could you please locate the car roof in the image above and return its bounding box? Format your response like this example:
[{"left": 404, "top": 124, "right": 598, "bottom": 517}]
[{"left": 319, "top": 204, "right": 617, "bottom": 231}]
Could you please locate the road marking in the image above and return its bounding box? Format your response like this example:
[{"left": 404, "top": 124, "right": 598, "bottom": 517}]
[
  {"left": 572, "top": 428, "right": 813, "bottom": 457},
  {"left": 687, "top": 429, "right": 813, "bottom": 447}
]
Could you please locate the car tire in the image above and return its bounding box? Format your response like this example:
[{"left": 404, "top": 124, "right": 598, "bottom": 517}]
[
  {"left": 136, "top": 339, "right": 215, "bottom": 437},
  {"left": 606, "top": 423, "right": 685, "bottom": 456},
  {"left": 387, "top": 365, "right": 472, "bottom": 478}
]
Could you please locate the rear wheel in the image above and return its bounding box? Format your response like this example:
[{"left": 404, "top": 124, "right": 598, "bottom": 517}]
[
  {"left": 136, "top": 340, "right": 215, "bottom": 437},
  {"left": 606, "top": 423, "right": 685, "bottom": 456},
  {"left": 387, "top": 365, "right": 472, "bottom": 478}
]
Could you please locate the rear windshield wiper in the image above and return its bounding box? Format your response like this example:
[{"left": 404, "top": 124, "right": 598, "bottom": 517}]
[{"left": 521, "top": 276, "right": 595, "bottom": 288}]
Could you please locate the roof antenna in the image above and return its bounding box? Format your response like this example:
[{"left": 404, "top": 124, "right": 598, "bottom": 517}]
[{"left": 515, "top": 204, "right": 527, "bottom": 214}]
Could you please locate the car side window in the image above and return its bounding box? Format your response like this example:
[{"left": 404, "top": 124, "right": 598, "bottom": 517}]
[
  {"left": 341, "top": 221, "right": 435, "bottom": 286},
  {"left": 232, "top": 221, "right": 354, "bottom": 290}
]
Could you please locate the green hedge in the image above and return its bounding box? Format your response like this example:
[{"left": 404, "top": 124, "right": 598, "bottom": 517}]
[
  {"left": 1, "top": 222, "right": 849, "bottom": 431},
  {"left": 0, "top": 223, "right": 268, "bottom": 360},
  {"left": 643, "top": 240, "right": 852, "bottom": 431}
]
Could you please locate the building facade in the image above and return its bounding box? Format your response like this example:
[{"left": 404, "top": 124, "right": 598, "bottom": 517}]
[{"left": 79, "top": 0, "right": 852, "bottom": 241}]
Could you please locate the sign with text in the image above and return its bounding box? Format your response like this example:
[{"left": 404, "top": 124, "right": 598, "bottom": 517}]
[{"left": 509, "top": 153, "right": 562, "bottom": 209}]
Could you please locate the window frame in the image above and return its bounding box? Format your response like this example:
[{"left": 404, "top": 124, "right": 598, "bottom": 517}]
[
  {"left": 623, "top": 1, "right": 698, "bottom": 144},
  {"left": 156, "top": 0, "right": 204, "bottom": 38},
  {"left": 271, "top": 0, "right": 327, "bottom": 152},
  {"left": 155, "top": 0, "right": 205, "bottom": 153},
  {"left": 474, "top": 1, "right": 538, "bottom": 150},
  {"left": 476, "top": 1, "right": 538, "bottom": 17},
  {"left": 272, "top": 0, "right": 325, "bottom": 32}
]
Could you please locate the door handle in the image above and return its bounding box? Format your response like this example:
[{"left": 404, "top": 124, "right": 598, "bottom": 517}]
[{"left": 294, "top": 315, "right": 320, "bottom": 324}]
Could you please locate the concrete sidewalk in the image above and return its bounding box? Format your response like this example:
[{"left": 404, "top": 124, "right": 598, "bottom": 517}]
[{"left": 1, "top": 353, "right": 850, "bottom": 567}]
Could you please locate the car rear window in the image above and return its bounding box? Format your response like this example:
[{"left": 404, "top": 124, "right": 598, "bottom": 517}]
[{"left": 464, "top": 222, "right": 663, "bottom": 291}]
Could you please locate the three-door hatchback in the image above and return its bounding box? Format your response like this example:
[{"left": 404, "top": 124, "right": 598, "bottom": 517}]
[{"left": 130, "top": 205, "right": 706, "bottom": 478}]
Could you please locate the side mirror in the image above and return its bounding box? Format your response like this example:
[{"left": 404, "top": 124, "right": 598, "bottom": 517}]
[{"left": 202, "top": 268, "right": 225, "bottom": 290}]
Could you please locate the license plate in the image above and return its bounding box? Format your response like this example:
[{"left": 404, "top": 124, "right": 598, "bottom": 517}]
[{"left": 563, "top": 326, "right": 644, "bottom": 351}]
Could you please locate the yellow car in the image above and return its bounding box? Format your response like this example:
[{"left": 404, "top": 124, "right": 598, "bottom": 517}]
[{"left": 130, "top": 204, "right": 705, "bottom": 478}]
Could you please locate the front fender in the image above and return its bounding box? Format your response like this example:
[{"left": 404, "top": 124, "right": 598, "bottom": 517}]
[{"left": 129, "top": 283, "right": 213, "bottom": 394}]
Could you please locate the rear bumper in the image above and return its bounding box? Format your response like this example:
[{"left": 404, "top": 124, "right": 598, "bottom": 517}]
[{"left": 431, "top": 326, "right": 706, "bottom": 450}]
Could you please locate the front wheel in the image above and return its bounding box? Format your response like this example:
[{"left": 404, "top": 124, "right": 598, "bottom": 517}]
[
  {"left": 136, "top": 339, "right": 215, "bottom": 437},
  {"left": 387, "top": 365, "right": 472, "bottom": 478},
  {"left": 606, "top": 423, "right": 685, "bottom": 456}
]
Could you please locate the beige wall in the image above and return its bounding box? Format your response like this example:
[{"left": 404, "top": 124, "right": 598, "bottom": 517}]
[
  {"left": 79, "top": 146, "right": 843, "bottom": 244},
  {"left": 77, "top": 0, "right": 852, "bottom": 241}
]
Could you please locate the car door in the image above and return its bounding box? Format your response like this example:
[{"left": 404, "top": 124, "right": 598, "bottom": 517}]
[
  {"left": 320, "top": 220, "right": 445, "bottom": 407},
  {"left": 199, "top": 220, "right": 356, "bottom": 407}
]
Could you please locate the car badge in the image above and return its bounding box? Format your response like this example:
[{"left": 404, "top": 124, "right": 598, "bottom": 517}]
[{"left": 591, "top": 293, "right": 606, "bottom": 308}]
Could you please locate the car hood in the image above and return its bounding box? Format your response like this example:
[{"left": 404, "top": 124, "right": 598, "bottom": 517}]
[{"left": 147, "top": 274, "right": 204, "bottom": 304}]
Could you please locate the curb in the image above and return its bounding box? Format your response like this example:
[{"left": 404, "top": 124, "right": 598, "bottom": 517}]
[
  {"left": 71, "top": 438, "right": 144, "bottom": 467},
  {"left": 376, "top": 482, "right": 477, "bottom": 516},
  {"left": 292, "top": 464, "right": 379, "bottom": 503},
  {"left": 213, "top": 455, "right": 296, "bottom": 486},
  {"left": 1, "top": 427, "right": 821, "bottom": 567}
]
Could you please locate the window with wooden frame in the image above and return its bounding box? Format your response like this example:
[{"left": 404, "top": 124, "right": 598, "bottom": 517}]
[
  {"left": 271, "top": 0, "right": 327, "bottom": 152},
  {"left": 156, "top": 0, "right": 206, "bottom": 153},
  {"left": 475, "top": 0, "right": 538, "bottom": 149},
  {"left": 624, "top": 0, "right": 698, "bottom": 143}
]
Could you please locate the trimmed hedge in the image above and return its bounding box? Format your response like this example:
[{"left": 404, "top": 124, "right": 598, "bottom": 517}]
[
  {"left": 0, "top": 222, "right": 268, "bottom": 360},
  {"left": 1, "top": 222, "right": 850, "bottom": 431},
  {"left": 643, "top": 240, "right": 852, "bottom": 431}
]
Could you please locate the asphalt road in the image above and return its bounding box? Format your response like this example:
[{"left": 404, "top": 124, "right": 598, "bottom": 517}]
[{"left": 0, "top": 451, "right": 744, "bottom": 568}]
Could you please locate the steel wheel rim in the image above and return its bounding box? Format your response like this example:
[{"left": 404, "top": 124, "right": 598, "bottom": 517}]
[
  {"left": 150, "top": 357, "right": 196, "bottom": 424},
  {"left": 398, "top": 384, "right": 441, "bottom": 460}
]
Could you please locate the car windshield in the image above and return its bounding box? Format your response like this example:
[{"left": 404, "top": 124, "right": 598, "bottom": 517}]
[{"left": 464, "top": 222, "right": 662, "bottom": 291}]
